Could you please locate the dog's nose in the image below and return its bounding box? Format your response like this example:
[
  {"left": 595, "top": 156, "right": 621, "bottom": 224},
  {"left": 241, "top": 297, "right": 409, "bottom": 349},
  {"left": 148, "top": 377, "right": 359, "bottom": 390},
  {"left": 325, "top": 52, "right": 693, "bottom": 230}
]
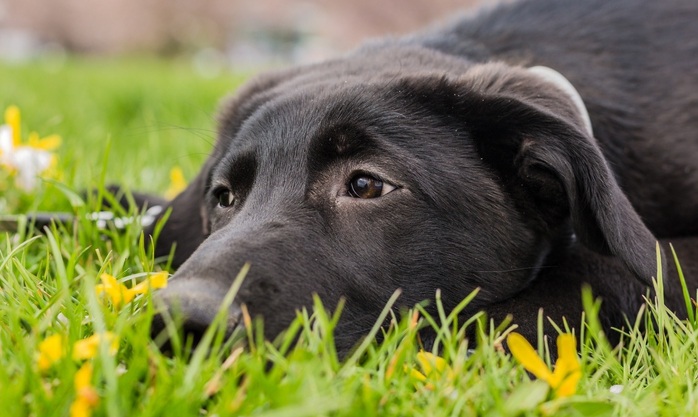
[{"left": 150, "top": 279, "right": 241, "bottom": 350}]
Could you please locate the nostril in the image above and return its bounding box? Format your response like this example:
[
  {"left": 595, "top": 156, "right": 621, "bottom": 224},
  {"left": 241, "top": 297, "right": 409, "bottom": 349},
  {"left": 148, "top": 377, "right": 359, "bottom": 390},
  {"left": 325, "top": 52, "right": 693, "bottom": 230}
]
[{"left": 258, "top": 280, "right": 279, "bottom": 295}]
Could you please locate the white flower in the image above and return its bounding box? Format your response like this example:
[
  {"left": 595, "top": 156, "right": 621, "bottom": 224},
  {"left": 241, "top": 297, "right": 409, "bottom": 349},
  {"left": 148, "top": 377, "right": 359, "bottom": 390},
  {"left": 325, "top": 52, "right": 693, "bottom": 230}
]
[
  {"left": 0, "top": 124, "right": 13, "bottom": 156},
  {"left": 0, "top": 105, "right": 61, "bottom": 190},
  {"left": 609, "top": 384, "right": 624, "bottom": 394}
]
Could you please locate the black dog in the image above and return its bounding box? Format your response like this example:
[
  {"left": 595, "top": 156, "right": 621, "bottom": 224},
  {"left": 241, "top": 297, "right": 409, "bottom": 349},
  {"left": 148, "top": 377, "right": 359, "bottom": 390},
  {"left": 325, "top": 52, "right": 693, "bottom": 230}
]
[{"left": 145, "top": 0, "right": 698, "bottom": 353}]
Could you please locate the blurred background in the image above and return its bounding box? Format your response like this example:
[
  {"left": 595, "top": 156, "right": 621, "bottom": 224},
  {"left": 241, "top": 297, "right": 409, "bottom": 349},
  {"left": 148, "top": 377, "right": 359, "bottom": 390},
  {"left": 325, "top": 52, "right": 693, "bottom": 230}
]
[
  {"left": 0, "top": 0, "right": 490, "bottom": 211},
  {"left": 0, "top": 0, "right": 485, "bottom": 68}
]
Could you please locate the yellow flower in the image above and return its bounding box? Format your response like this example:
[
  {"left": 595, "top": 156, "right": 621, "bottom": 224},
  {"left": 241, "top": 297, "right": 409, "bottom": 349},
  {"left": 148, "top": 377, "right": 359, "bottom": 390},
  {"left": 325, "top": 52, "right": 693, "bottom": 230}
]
[
  {"left": 37, "top": 334, "right": 65, "bottom": 371},
  {"left": 95, "top": 272, "right": 168, "bottom": 310},
  {"left": 37, "top": 332, "right": 116, "bottom": 416},
  {"left": 38, "top": 331, "right": 119, "bottom": 370},
  {"left": 164, "top": 166, "right": 187, "bottom": 199},
  {"left": 507, "top": 332, "right": 581, "bottom": 398},
  {"left": 95, "top": 274, "right": 133, "bottom": 309},
  {"left": 70, "top": 363, "right": 99, "bottom": 417},
  {"left": 5, "top": 105, "right": 21, "bottom": 146},
  {"left": 408, "top": 351, "right": 455, "bottom": 390},
  {"left": 131, "top": 271, "right": 168, "bottom": 294},
  {"left": 72, "top": 332, "right": 119, "bottom": 361},
  {"left": 0, "top": 105, "right": 62, "bottom": 190},
  {"left": 27, "top": 131, "right": 62, "bottom": 151}
]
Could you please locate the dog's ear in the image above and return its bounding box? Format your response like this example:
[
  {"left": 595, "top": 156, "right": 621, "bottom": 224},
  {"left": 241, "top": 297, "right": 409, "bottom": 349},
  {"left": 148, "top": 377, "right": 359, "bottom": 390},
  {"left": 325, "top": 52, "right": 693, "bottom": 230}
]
[
  {"left": 527, "top": 66, "right": 594, "bottom": 137},
  {"left": 151, "top": 70, "right": 297, "bottom": 267},
  {"left": 407, "top": 63, "right": 659, "bottom": 282},
  {"left": 480, "top": 64, "right": 658, "bottom": 282}
]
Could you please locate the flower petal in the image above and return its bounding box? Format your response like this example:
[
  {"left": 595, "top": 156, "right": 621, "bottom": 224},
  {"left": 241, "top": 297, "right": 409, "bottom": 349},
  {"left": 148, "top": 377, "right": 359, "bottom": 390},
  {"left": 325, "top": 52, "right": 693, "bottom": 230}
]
[
  {"left": 507, "top": 332, "right": 554, "bottom": 383},
  {"left": 408, "top": 367, "right": 428, "bottom": 382},
  {"left": 416, "top": 351, "right": 449, "bottom": 377},
  {"left": 38, "top": 334, "right": 65, "bottom": 371},
  {"left": 4, "top": 105, "right": 20, "bottom": 146},
  {"left": 74, "top": 362, "right": 93, "bottom": 390},
  {"left": 73, "top": 332, "right": 118, "bottom": 361},
  {"left": 0, "top": 125, "right": 13, "bottom": 156},
  {"left": 70, "top": 397, "right": 93, "bottom": 417},
  {"left": 556, "top": 333, "right": 580, "bottom": 371},
  {"left": 28, "top": 132, "right": 62, "bottom": 151},
  {"left": 164, "top": 166, "right": 187, "bottom": 199},
  {"left": 149, "top": 271, "right": 168, "bottom": 289},
  {"left": 551, "top": 333, "right": 581, "bottom": 397},
  {"left": 130, "top": 272, "right": 169, "bottom": 295},
  {"left": 71, "top": 363, "right": 99, "bottom": 417},
  {"left": 96, "top": 274, "right": 134, "bottom": 308},
  {"left": 555, "top": 369, "right": 581, "bottom": 397},
  {"left": 11, "top": 147, "right": 54, "bottom": 190}
]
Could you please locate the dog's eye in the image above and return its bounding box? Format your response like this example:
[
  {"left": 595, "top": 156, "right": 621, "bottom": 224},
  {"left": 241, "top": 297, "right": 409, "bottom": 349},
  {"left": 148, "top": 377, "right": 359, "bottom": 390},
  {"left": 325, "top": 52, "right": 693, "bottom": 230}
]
[
  {"left": 348, "top": 174, "right": 395, "bottom": 199},
  {"left": 216, "top": 189, "right": 235, "bottom": 208}
]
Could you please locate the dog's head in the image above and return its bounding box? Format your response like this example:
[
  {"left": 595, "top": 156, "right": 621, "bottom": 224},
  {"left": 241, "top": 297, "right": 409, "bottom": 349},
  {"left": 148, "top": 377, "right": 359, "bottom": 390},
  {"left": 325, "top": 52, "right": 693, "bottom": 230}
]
[{"left": 152, "top": 45, "right": 658, "bottom": 352}]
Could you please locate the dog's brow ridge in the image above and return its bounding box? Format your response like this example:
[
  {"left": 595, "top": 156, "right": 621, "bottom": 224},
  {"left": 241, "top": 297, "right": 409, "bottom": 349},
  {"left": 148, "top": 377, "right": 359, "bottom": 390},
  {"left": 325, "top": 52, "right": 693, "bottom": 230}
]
[{"left": 307, "top": 123, "right": 380, "bottom": 170}]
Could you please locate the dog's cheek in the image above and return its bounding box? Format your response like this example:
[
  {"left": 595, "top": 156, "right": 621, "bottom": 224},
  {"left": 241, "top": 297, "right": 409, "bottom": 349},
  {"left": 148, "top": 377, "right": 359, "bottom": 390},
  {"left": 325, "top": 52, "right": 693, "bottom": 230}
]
[{"left": 384, "top": 180, "right": 540, "bottom": 308}]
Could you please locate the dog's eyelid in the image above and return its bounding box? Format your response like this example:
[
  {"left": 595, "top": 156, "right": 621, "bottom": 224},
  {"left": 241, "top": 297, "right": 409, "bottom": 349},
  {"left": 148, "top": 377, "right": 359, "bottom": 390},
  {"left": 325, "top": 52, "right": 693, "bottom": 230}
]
[
  {"left": 349, "top": 168, "right": 386, "bottom": 182},
  {"left": 210, "top": 184, "right": 236, "bottom": 208},
  {"left": 345, "top": 170, "right": 400, "bottom": 199},
  {"left": 209, "top": 184, "right": 225, "bottom": 197},
  {"left": 349, "top": 168, "right": 401, "bottom": 187}
]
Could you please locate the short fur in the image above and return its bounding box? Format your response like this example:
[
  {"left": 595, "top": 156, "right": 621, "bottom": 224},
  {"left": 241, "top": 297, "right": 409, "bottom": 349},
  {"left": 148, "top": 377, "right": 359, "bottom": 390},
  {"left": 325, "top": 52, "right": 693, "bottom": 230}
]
[{"left": 146, "top": 0, "right": 698, "bottom": 353}]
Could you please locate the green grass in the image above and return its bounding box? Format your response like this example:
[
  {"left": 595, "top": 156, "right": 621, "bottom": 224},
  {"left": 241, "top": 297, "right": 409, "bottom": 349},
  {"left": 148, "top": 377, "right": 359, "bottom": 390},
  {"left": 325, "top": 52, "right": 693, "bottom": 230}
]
[
  {"left": 2, "top": 57, "right": 698, "bottom": 417},
  {"left": 0, "top": 57, "right": 246, "bottom": 212}
]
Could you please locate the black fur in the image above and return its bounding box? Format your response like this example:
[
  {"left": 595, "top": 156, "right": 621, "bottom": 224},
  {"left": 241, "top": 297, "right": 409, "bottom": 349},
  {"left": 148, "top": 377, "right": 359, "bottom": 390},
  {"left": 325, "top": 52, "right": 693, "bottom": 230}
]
[{"left": 146, "top": 0, "right": 698, "bottom": 353}]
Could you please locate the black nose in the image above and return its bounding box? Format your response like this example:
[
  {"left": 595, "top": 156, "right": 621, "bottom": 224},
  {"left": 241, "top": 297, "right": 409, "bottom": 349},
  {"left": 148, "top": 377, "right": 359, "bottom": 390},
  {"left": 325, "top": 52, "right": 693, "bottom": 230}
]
[{"left": 150, "top": 279, "right": 242, "bottom": 351}]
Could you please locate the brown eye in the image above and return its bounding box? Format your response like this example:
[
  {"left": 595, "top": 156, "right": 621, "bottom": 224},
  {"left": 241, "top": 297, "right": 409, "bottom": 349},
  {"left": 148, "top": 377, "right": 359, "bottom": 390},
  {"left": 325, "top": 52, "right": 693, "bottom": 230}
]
[
  {"left": 217, "top": 189, "right": 235, "bottom": 207},
  {"left": 348, "top": 175, "right": 395, "bottom": 199}
]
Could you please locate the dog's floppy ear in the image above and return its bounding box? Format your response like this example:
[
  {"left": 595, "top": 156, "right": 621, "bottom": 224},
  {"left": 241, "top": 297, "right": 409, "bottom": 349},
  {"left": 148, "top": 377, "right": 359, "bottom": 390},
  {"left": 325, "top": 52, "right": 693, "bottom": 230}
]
[
  {"left": 527, "top": 66, "right": 593, "bottom": 137},
  {"left": 511, "top": 113, "right": 660, "bottom": 284},
  {"left": 150, "top": 70, "right": 296, "bottom": 267},
  {"left": 411, "top": 63, "right": 659, "bottom": 282}
]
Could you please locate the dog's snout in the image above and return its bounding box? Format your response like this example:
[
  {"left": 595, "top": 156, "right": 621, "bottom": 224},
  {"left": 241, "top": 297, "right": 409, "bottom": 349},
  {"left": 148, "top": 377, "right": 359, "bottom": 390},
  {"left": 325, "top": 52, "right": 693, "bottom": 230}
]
[{"left": 150, "top": 279, "right": 241, "bottom": 350}]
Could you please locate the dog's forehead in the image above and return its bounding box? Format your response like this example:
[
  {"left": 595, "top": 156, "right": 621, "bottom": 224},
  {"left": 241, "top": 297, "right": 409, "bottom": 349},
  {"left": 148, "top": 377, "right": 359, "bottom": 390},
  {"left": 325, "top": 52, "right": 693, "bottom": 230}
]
[
  {"left": 212, "top": 46, "right": 482, "bottom": 185},
  {"left": 218, "top": 43, "right": 476, "bottom": 149},
  {"left": 224, "top": 81, "right": 401, "bottom": 164}
]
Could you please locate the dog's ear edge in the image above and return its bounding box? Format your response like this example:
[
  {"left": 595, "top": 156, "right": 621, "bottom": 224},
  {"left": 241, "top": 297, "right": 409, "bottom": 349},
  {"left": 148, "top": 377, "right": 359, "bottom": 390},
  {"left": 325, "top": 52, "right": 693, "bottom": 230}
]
[
  {"left": 520, "top": 117, "right": 661, "bottom": 284},
  {"left": 481, "top": 96, "right": 660, "bottom": 284}
]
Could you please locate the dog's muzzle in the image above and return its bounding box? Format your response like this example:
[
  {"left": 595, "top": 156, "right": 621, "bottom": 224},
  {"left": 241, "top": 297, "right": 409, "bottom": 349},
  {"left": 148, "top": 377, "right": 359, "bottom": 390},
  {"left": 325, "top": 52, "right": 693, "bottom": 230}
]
[{"left": 150, "top": 278, "right": 242, "bottom": 350}]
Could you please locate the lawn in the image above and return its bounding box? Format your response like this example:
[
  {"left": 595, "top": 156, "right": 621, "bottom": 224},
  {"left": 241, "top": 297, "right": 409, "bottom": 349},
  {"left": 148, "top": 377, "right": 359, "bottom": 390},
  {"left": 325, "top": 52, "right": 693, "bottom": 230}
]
[{"left": 1, "top": 57, "right": 697, "bottom": 417}]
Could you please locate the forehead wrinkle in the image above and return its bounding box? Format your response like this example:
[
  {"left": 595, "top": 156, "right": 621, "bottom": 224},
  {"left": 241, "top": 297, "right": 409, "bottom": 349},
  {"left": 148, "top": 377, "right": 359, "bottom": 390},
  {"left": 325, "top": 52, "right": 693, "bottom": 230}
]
[
  {"left": 213, "top": 148, "right": 256, "bottom": 186},
  {"left": 305, "top": 107, "right": 386, "bottom": 180},
  {"left": 234, "top": 92, "right": 322, "bottom": 200}
]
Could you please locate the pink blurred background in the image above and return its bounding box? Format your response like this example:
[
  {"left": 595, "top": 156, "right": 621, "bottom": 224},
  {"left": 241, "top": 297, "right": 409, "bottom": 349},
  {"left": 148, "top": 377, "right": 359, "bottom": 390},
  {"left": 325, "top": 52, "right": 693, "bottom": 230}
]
[{"left": 0, "top": 0, "right": 486, "bottom": 65}]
